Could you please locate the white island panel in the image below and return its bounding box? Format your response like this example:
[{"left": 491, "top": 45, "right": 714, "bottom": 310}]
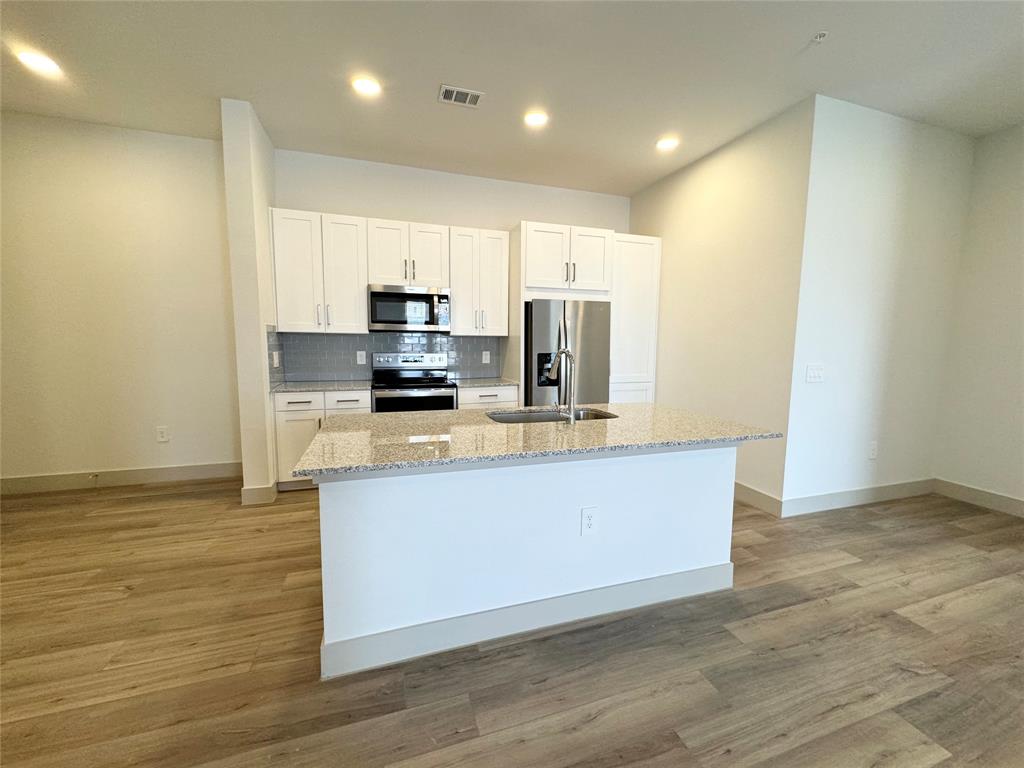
[{"left": 319, "top": 445, "right": 736, "bottom": 678}]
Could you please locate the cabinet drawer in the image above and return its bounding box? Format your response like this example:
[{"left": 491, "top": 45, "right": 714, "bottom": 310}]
[
  {"left": 324, "top": 390, "right": 371, "bottom": 410},
  {"left": 458, "top": 385, "right": 518, "bottom": 408},
  {"left": 274, "top": 392, "right": 326, "bottom": 412},
  {"left": 325, "top": 407, "right": 371, "bottom": 418}
]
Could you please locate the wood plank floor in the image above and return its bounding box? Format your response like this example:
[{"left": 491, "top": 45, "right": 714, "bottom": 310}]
[{"left": 2, "top": 482, "right": 1022, "bottom": 767}]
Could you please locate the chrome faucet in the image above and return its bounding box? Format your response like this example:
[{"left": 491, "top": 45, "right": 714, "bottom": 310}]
[{"left": 547, "top": 348, "right": 577, "bottom": 424}]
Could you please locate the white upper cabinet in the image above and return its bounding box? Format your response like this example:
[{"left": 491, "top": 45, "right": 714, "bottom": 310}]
[
  {"left": 449, "top": 227, "right": 479, "bottom": 335},
  {"left": 524, "top": 222, "right": 571, "bottom": 289},
  {"left": 272, "top": 208, "right": 325, "bottom": 333},
  {"left": 478, "top": 229, "right": 509, "bottom": 335},
  {"left": 523, "top": 222, "right": 613, "bottom": 293},
  {"left": 409, "top": 223, "right": 450, "bottom": 287},
  {"left": 322, "top": 214, "right": 368, "bottom": 334},
  {"left": 367, "top": 218, "right": 410, "bottom": 285},
  {"left": 610, "top": 234, "right": 661, "bottom": 392},
  {"left": 450, "top": 227, "right": 509, "bottom": 336},
  {"left": 569, "top": 226, "right": 614, "bottom": 291}
]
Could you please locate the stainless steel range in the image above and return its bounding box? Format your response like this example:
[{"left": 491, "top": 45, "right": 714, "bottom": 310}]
[{"left": 370, "top": 353, "right": 458, "bottom": 413}]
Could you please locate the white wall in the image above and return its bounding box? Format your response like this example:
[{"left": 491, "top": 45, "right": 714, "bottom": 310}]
[
  {"left": 220, "top": 100, "right": 278, "bottom": 501},
  {"left": 629, "top": 99, "right": 815, "bottom": 499},
  {"left": 782, "top": 96, "right": 974, "bottom": 503},
  {"left": 1, "top": 112, "right": 240, "bottom": 479},
  {"left": 275, "top": 149, "right": 629, "bottom": 232},
  {"left": 934, "top": 124, "right": 1024, "bottom": 502}
]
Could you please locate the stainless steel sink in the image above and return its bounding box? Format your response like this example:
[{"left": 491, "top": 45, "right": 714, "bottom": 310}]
[{"left": 486, "top": 408, "right": 618, "bottom": 424}]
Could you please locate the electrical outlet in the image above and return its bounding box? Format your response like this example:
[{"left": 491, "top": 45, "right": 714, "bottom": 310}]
[
  {"left": 869, "top": 440, "right": 878, "bottom": 460},
  {"left": 805, "top": 364, "right": 825, "bottom": 384},
  {"left": 357, "top": 351, "right": 366, "bottom": 365},
  {"left": 271, "top": 350, "right": 281, "bottom": 368},
  {"left": 580, "top": 506, "right": 598, "bottom": 536},
  {"left": 482, "top": 350, "right": 490, "bottom": 364},
  {"left": 155, "top": 426, "right": 170, "bottom": 443}
]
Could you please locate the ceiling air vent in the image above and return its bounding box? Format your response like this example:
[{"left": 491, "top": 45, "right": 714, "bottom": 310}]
[{"left": 438, "top": 84, "right": 483, "bottom": 108}]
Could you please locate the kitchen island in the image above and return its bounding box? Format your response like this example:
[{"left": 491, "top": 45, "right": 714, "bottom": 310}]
[{"left": 293, "top": 403, "right": 779, "bottom": 678}]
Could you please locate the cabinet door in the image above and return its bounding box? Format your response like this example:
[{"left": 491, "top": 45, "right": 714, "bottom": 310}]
[
  {"left": 322, "top": 214, "right": 368, "bottom": 334},
  {"left": 610, "top": 234, "right": 661, "bottom": 383},
  {"left": 570, "top": 226, "right": 614, "bottom": 291},
  {"left": 478, "top": 229, "right": 509, "bottom": 336},
  {"left": 449, "top": 227, "right": 480, "bottom": 336},
  {"left": 272, "top": 209, "right": 325, "bottom": 333},
  {"left": 524, "top": 222, "right": 571, "bottom": 289},
  {"left": 608, "top": 381, "right": 654, "bottom": 403},
  {"left": 409, "top": 223, "right": 450, "bottom": 287},
  {"left": 367, "top": 219, "right": 409, "bottom": 285},
  {"left": 275, "top": 409, "right": 323, "bottom": 481}
]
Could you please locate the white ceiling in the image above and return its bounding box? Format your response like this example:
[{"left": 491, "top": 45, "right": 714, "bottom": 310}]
[{"left": 2, "top": 1, "right": 1021, "bottom": 195}]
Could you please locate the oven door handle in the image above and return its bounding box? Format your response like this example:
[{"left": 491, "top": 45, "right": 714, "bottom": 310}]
[{"left": 372, "top": 389, "right": 456, "bottom": 398}]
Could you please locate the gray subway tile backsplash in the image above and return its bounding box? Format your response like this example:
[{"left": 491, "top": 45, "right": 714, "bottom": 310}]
[{"left": 276, "top": 332, "right": 505, "bottom": 382}]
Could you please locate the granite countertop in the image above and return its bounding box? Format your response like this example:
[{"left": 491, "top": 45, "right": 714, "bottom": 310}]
[
  {"left": 292, "top": 403, "right": 780, "bottom": 478},
  {"left": 452, "top": 377, "right": 519, "bottom": 388},
  {"left": 272, "top": 380, "right": 371, "bottom": 393},
  {"left": 272, "top": 378, "right": 517, "bottom": 393}
]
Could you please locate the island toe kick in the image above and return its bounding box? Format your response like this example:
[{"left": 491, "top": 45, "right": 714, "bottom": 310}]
[{"left": 317, "top": 445, "right": 739, "bottom": 679}]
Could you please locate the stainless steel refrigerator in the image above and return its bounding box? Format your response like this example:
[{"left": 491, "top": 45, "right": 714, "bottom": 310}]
[{"left": 524, "top": 299, "right": 610, "bottom": 407}]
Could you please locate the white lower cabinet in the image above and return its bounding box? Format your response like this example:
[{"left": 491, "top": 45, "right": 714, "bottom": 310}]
[
  {"left": 457, "top": 385, "right": 518, "bottom": 409},
  {"left": 275, "top": 409, "right": 323, "bottom": 482},
  {"left": 275, "top": 390, "right": 369, "bottom": 486}
]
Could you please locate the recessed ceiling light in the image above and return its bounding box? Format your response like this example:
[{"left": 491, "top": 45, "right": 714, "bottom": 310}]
[
  {"left": 656, "top": 135, "right": 680, "bottom": 152},
  {"left": 16, "top": 51, "right": 62, "bottom": 79},
  {"left": 524, "top": 110, "right": 549, "bottom": 129},
  {"left": 351, "top": 76, "right": 382, "bottom": 98}
]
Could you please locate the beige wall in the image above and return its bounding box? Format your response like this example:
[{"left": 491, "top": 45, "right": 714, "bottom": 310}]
[
  {"left": 934, "top": 124, "right": 1024, "bottom": 501},
  {"left": 629, "top": 99, "right": 815, "bottom": 498},
  {"left": 275, "top": 149, "right": 629, "bottom": 232},
  {"left": 1, "top": 112, "right": 240, "bottom": 480},
  {"left": 783, "top": 96, "right": 974, "bottom": 503}
]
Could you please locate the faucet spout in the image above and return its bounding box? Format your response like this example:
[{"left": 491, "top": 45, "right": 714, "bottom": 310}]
[{"left": 549, "top": 348, "right": 577, "bottom": 424}]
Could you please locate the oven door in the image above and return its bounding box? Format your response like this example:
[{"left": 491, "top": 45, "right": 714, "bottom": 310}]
[
  {"left": 368, "top": 286, "right": 450, "bottom": 332},
  {"left": 372, "top": 388, "right": 457, "bottom": 413}
]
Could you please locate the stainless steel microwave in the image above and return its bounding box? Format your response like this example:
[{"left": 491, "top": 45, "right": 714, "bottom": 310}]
[{"left": 367, "top": 285, "right": 451, "bottom": 333}]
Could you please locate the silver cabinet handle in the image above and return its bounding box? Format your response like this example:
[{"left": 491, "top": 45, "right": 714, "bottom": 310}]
[
  {"left": 572, "top": 263, "right": 577, "bottom": 283},
  {"left": 316, "top": 304, "right": 322, "bottom": 326},
  {"left": 478, "top": 393, "right": 499, "bottom": 398},
  {"left": 474, "top": 309, "right": 479, "bottom": 329},
  {"left": 564, "top": 263, "right": 569, "bottom": 282},
  {"left": 325, "top": 304, "right": 332, "bottom": 326},
  {"left": 287, "top": 399, "right": 313, "bottom": 405},
  {"left": 404, "top": 260, "right": 408, "bottom": 280},
  {"left": 412, "top": 259, "right": 416, "bottom": 280},
  {"left": 482, "top": 309, "right": 486, "bottom": 328},
  {"left": 335, "top": 398, "right": 359, "bottom": 403}
]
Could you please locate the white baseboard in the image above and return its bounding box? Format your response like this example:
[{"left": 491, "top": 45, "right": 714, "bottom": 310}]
[
  {"left": 933, "top": 478, "right": 1024, "bottom": 518},
  {"left": 240, "top": 483, "right": 278, "bottom": 506},
  {"left": 737, "top": 477, "right": 1023, "bottom": 519},
  {"left": 734, "top": 483, "right": 782, "bottom": 516},
  {"left": 780, "top": 479, "right": 935, "bottom": 518},
  {"left": 1, "top": 461, "right": 242, "bottom": 495},
  {"left": 320, "top": 562, "right": 733, "bottom": 679}
]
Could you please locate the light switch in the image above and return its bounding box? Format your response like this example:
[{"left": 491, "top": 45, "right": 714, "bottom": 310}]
[
  {"left": 482, "top": 351, "right": 490, "bottom": 364},
  {"left": 805, "top": 364, "right": 825, "bottom": 384},
  {"left": 357, "top": 351, "right": 367, "bottom": 365},
  {"left": 271, "top": 351, "right": 281, "bottom": 368}
]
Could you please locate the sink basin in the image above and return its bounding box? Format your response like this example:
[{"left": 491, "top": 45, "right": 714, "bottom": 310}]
[{"left": 486, "top": 408, "right": 618, "bottom": 424}]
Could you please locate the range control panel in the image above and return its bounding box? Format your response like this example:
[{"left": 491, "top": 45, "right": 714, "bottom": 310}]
[{"left": 372, "top": 353, "right": 448, "bottom": 369}]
